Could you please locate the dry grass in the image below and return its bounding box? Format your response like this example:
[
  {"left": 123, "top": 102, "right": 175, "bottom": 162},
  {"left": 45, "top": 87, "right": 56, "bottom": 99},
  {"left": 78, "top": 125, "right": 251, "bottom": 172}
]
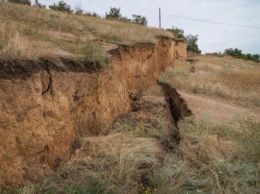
[
  {"left": 79, "top": 134, "right": 164, "bottom": 182},
  {"left": 0, "top": 30, "right": 76, "bottom": 63},
  {"left": 0, "top": 2, "right": 173, "bottom": 63},
  {"left": 160, "top": 55, "right": 260, "bottom": 107},
  {"left": 2, "top": 117, "right": 259, "bottom": 194},
  {"left": 180, "top": 135, "right": 236, "bottom": 161},
  {"left": 143, "top": 85, "right": 164, "bottom": 97},
  {"left": 21, "top": 134, "right": 165, "bottom": 193}
]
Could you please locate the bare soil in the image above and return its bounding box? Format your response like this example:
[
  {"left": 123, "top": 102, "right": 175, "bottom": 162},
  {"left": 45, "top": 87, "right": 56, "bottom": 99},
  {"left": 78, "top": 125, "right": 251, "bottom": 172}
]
[{"left": 179, "top": 91, "right": 260, "bottom": 126}]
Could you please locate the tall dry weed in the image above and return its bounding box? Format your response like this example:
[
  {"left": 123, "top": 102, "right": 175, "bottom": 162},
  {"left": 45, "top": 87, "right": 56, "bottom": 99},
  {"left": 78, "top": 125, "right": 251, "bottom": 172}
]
[
  {"left": 0, "top": 31, "right": 39, "bottom": 60},
  {"left": 73, "top": 134, "right": 165, "bottom": 193}
]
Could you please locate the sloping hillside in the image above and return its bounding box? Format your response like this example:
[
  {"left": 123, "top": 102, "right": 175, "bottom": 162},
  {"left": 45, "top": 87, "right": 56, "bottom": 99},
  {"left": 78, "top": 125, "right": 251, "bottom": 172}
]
[
  {"left": 160, "top": 55, "right": 260, "bottom": 108},
  {"left": 0, "top": 2, "right": 174, "bottom": 63}
]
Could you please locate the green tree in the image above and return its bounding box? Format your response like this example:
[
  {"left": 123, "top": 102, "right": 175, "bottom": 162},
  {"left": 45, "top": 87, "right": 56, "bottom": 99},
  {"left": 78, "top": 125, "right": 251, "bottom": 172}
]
[
  {"left": 251, "top": 54, "right": 260, "bottom": 62},
  {"left": 224, "top": 48, "right": 233, "bottom": 56},
  {"left": 49, "top": 1, "right": 73, "bottom": 13},
  {"left": 8, "top": 0, "right": 31, "bottom": 5},
  {"left": 167, "top": 26, "right": 185, "bottom": 39},
  {"left": 132, "top": 15, "right": 148, "bottom": 26},
  {"left": 186, "top": 34, "right": 201, "bottom": 54},
  {"left": 246, "top": 53, "right": 252, "bottom": 60},
  {"left": 105, "top": 7, "right": 122, "bottom": 19},
  {"left": 224, "top": 48, "right": 243, "bottom": 58},
  {"left": 224, "top": 48, "right": 259, "bottom": 62}
]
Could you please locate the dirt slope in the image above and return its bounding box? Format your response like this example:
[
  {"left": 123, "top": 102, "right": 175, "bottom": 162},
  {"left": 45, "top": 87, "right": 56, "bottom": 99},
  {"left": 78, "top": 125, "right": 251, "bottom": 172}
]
[{"left": 179, "top": 91, "right": 260, "bottom": 126}]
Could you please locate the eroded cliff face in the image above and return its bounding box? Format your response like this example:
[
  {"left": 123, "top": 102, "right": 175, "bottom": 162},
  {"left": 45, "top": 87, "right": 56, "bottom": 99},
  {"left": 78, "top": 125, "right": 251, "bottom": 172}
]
[
  {"left": 0, "top": 64, "right": 129, "bottom": 187},
  {"left": 111, "top": 37, "right": 187, "bottom": 92},
  {"left": 0, "top": 37, "right": 187, "bottom": 188}
]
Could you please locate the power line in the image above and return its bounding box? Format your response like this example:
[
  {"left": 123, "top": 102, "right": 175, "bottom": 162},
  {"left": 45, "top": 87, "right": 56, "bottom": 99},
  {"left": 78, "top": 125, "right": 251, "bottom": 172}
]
[
  {"left": 162, "top": 13, "right": 260, "bottom": 29},
  {"left": 40, "top": 0, "right": 56, "bottom": 4},
  {"left": 147, "top": 15, "right": 158, "bottom": 19}
]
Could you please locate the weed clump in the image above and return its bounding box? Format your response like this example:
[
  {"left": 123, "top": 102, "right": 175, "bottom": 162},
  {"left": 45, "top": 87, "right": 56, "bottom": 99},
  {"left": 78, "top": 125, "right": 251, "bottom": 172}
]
[{"left": 84, "top": 41, "right": 110, "bottom": 68}]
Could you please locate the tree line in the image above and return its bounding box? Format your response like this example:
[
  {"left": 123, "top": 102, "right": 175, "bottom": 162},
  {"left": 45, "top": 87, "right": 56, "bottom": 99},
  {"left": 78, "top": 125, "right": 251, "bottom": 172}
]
[
  {"left": 4, "top": 0, "right": 148, "bottom": 26},
  {"left": 224, "top": 48, "right": 259, "bottom": 62},
  {"left": 209, "top": 49, "right": 259, "bottom": 62}
]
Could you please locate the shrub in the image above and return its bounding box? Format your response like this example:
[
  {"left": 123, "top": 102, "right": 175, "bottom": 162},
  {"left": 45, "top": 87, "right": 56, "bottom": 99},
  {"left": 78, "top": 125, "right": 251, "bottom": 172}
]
[
  {"left": 8, "top": 0, "right": 31, "bottom": 5},
  {"left": 105, "top": 7, "right": 122, "bottom": 19},
  {"left": 186, "top": 34, "right": 201, "bottom": 54},
  {"left": 167, "top": 26, "right": 185, "bottom": 39},
  {"left": 84, "top": 41, "right": 110, "bottom": 68},
  {"left": 132, "top": 15, "right": 148, "bottom": 26},
  {"left": 49, "top": 1, "right": 73, "bottom": 14}
]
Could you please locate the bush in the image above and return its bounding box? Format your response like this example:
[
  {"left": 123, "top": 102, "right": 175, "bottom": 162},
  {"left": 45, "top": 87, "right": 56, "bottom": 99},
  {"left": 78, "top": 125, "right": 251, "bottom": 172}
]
[
  {"left": 186, "top": 34, "right": 201, "bottom": 54},
  {"left": 49, "top": 1, "right": 73, "bottom": 13},
  {"left": 132, "top": 15, "right": 147, "bottom": 26},
  {"left": 167, "top": 26, "right": 185, "bottom": 39},
  {"left": 105, "top": 7, "right": 148, "bottom": 25},
  {"left": 105, "top": 7, "right": 121, "bottom": 19},
  {"left": 8, "top": 0, "right": 31, "bottom": 5},
  {"left": 84, "top": 41, "right": 110, "bottom": 68}
]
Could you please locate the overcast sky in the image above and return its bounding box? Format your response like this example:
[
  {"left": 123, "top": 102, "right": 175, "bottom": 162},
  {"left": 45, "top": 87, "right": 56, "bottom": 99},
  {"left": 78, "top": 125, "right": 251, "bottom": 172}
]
[{"left": 40, "top": 0, "right": 260, "bottom": 54}]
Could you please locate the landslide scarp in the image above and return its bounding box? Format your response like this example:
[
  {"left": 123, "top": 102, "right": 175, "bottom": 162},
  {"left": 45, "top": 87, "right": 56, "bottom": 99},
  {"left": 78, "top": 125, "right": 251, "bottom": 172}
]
[{"left": 0, "top": 2, "right": 188, "bottom": 188}]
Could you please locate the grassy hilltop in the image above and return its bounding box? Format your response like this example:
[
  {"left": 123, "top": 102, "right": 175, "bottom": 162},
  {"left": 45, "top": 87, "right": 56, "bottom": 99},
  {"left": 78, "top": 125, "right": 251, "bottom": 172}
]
[{"left": 0, "top": 2, "right": 172, "bottom": 63}]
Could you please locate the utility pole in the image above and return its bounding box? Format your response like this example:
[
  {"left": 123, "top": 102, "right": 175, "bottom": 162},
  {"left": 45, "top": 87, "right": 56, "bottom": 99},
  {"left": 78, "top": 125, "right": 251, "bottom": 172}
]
[
  {"left": 35, "top": 0, "right": 39, "bottom": 7},
  {"left": 159, "top": 8, "right": 161, "bottom": 28}
]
